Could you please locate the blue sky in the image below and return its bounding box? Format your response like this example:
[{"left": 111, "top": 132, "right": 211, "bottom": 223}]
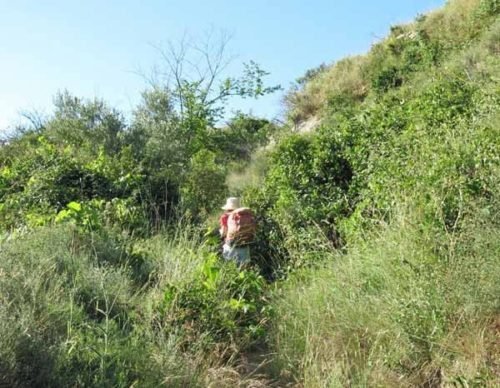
[{"left": 0, "top": 0, "right": 445, "bottom": 131}]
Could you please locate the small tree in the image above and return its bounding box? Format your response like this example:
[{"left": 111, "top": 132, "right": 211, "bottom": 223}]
[
  {"left": 133, "top": 32, "right": 280, "bottom": 162},
  {"left": 130, "top": 32, "right": 280, "bottom": 218}
]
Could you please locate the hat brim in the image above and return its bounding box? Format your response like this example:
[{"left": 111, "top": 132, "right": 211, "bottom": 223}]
[{"left": 221, "top": 206, "right": 235, "bottom": 210}]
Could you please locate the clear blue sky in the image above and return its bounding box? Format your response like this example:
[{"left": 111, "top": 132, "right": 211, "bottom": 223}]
[{"left": 0, "top": 0, "right": 445, "bottom": 131}]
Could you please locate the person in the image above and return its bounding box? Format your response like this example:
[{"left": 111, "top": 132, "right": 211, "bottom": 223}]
[{"left": 219, "top": 197, "right": 255, "bottom": 267}]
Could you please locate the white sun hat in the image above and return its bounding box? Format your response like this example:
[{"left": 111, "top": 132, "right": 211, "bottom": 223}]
[{"left": 221, "top": 197, "right": 241, "bottom": 210}]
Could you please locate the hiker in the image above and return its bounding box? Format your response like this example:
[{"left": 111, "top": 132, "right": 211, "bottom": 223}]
[{"left": 219, "top": 197, "right": 256, "bottom": 267}]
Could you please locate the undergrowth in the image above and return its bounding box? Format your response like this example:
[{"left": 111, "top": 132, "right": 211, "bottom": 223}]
[{"left": 0, "top": 0, "right": 498, "bottom": 386}]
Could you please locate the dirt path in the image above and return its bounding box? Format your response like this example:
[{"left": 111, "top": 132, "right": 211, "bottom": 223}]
[{"left": 205, "top": 341, "right": 295, "bottom": 387}]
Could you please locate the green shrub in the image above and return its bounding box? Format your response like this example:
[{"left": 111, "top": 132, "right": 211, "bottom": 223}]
[
  {"left": 180, "top": 149, "right": 228, "bottom": 220},
  {"left": 157, "top": 254, "right": 269, "bottom": 348},
  {"left": 241, "top": 130, "right": 355, "bottom": 274}
]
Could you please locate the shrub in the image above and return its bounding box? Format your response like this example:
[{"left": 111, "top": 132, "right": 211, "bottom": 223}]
[
  {"left": 180, "top": 149, "right": 228, "bottom": 220},
  {"left": 157, "top": 254, "right": 269, "bottom": 349}
]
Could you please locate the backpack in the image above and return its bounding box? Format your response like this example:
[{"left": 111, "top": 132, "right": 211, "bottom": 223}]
[{"left": 227, "top": 208, "right": 256, "bottom": 245}]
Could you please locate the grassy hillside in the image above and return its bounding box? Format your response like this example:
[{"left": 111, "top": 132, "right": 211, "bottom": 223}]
[
  {"left": 286, "top": 0, "right": 499, "bottom": 125},
  {"left": 244, "top": 0, "right": 499, "bottom": 385},
  {"left": 0, "top": 0, "right": 498, "bottom": 386}
]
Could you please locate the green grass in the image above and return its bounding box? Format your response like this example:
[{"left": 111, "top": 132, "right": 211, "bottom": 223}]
[
  {"left": 268, "top": 202, "right": 499, "bottom": 387},
  {"left": 0, "top": 227, "right": 215, "bottom": 386},
  {"left": 0, "top": 1, "right": 498, "bottom": 386},
  {"left": 0, "top": 222, "right": 272, "bottom": 387}
]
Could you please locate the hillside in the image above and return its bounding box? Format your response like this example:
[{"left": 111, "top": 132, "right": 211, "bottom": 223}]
[{"left": 0, "top": 0, "right": 499, "bottom": 386}]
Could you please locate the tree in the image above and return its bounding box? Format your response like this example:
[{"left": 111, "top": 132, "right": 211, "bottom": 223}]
[
  {"left": 129, "top": 32, "right": 281, "bottom": 218},
  {"left": 48, "top": 91, "right": 125, "bottom": 154},
  {"left": 132, "top": 32, "right": 280, "bottom": 165}
]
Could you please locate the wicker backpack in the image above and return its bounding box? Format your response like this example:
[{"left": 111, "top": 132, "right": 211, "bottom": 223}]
[{"left": 226, "top": 208, "right": 256, "bottom": 245}]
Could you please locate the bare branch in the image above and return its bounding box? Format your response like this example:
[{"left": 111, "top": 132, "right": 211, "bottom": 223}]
[
  {"left": 142, "top": 29, "right": 278, "bottom": 127},
  {"left": 19, "top": 109, "right": 47, "bottom": 132},
  {"left": 193, "top": 30, "right": 236, "bottom": 104},
  {"left": 157, "top": 35, "right": 191, "bottom": 115}
]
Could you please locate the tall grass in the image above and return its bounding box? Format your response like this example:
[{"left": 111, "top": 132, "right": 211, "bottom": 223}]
[
  {"left": 0, "top": 220, "right": 272, "bottom": 386},
  {"left": 226, "top": 149, "right": 270, "bottom": 195},
  {"left": 268, "top": 202, "right": 499, "bottom": 387},
  {"left": 0, "top": 224, "right": 221, "bottom": 387}
]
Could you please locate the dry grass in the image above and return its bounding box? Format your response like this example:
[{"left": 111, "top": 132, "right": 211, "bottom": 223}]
[
  {"left": 286, "top": 55, "right": 368, "bottom": 124},
  {"left": 226, "top": 149, "right": 270, "bottom": 194},
  {"left": 285, "top": 0, "right": 495, "bottom": 126},
  {"left": 318, "top": 56, "right": 369, "bottom": 101},
  {"left": 421, "top": 0, "right": 483, "bottom": 45}
]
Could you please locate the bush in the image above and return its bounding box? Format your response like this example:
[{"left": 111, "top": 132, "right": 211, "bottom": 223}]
[
  {"left": 180, "top": 150, "right": 228, "bottom": 220},
  {"left": 241, "top": 130, "right": 354, "bottom": 274},
  {"left": 157, "top": 254, "right": 269, "bottom": 349}
]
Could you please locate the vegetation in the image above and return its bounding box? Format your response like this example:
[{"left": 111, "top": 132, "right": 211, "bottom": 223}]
[{"left": 0, "top": 0, "right": 498, "bottom": 386}]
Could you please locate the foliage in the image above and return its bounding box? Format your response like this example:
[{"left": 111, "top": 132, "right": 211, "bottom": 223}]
[
  {"left": 180, "top": 149, "right": 228, "bottom": 219},
  {"left": 214, "top": 112, "right": 276, "bottom": 161},
  {"left": 241, "top": 128, "right": 355, "bottom": 275},
  {"left": 0, "top": 1, "right": 499, "bottom": 386},
  {"left": 268, "top": 203, "right": 499, "bottom": 386},
  {"left": 0, "top": 127, "right": 147, "bottom": 232},
  {"left": 158, "top": 254, "right": 269, "bottom": 347},
  {"left": 0, "top": 44, "right": 278, "bottom": 231},
  {"left": 123, "top": 38, "right": 280, "bottom": 222}
]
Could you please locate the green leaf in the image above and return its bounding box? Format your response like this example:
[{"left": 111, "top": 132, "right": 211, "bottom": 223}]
[
  {"left": 67, "top": 201, "right": 82, "bottom": 212},
  {"left": 55, "top": 209, "right": 71, "bottom": 223}
]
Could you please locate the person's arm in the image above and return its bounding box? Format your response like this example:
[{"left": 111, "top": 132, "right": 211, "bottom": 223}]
[{"left": 219, "top": 213, "right": 228, "bottom": 238}]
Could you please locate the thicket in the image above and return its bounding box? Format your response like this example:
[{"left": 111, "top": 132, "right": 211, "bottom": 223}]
[
  {"left": 0, "top": 37, "right": 279, "bottom": 386},
  {"left": 244, "top": 0, "right": 499, "bottom": 385},
  {"left": 248, "top": 0, "right": 499, "bottom": 269},
  {"left": 0, "top": 81, "right": 277, "bottom": 231},
  {"left": 0, "top": 1, "right": 498, "bottom": 386}
]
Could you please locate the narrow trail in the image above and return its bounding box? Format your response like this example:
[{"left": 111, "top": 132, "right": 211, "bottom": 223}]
[
  {"left": 206, "top": 341, "right": 294, "bottom": 387},
  {"left": 236, "top": 341, "right": 297, "bottom": 387},
  {"left": 238, "top": 344, "right": 277, "bottom": 387}
]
